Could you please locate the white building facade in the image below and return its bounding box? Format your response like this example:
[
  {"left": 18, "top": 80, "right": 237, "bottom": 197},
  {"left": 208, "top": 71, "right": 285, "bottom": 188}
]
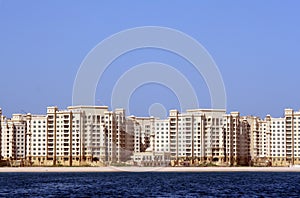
[{"left": 2, "top": 105, "right": 300, "bottom": 167}]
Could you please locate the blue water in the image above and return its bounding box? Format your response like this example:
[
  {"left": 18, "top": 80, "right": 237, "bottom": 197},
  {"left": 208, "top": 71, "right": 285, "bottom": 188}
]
[{"left": 0, "top": 172, "right": 299, "bottom": 197}]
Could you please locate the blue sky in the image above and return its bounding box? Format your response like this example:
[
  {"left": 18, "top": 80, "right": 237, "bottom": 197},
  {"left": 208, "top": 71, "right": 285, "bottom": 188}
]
[{"left": 0, "top": 1, "right": 300, "bottom": 118}]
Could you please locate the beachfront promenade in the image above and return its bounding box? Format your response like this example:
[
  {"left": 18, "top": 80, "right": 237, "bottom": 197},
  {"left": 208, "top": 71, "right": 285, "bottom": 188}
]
[{"left": 1, "top": 166, "right": 300, "bottom": 173}]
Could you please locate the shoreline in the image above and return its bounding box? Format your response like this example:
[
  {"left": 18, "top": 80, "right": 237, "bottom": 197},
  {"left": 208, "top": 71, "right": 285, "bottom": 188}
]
[{"left": 0, "top": 166, "right": 300, "bottom": 173}]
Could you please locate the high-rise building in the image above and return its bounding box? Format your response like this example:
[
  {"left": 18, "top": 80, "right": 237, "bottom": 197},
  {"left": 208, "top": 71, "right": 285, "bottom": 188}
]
[
  {"left": 46, "top": 106, "right": 111, "bottom": 166},
  {"left": 245, "top": 116, "right": 261, "bottom": 160},
  {"left": 42, "top": 106, "right": 134, "bottom": 166},
  {"left": 46, "top": 106, "right": 74, "bottom": 166},
  {"left": 249, "top": 109, "right": 300, "bottom": 166},
  {"left": 270, "top": 117, "right": 286, "bottom": 166},
  {"left": 154, "top": 119, "right": 170, "bottom": 153},
  {"left": 127, "top": 116, "right": 155, "bottom": 153},
  {"left": 0, "top": 113, "right": 27, "bottom": 160},
  {"left": 131, "top": 117, "right": 171, "bottom": 167},
  {"left": 26, "top": 114, "right": 48, "bottom": 165},
  {"left": 11, "top": 114, "right": 27, "bottom": 160},
  {"left": 168, "top": 109, "right": 227, "bottom": 165},
  {"left": 1, "top": 115, "right": 16, "bottom": 160},
  {"left": 223, "top": 112, "right": 250, "bottom": 166},
  {"left": 271, "top": 109, "right": 300, "bottom": 166},
  {"left": 3, "top": 104, "right": 300, "bottom": 167}
]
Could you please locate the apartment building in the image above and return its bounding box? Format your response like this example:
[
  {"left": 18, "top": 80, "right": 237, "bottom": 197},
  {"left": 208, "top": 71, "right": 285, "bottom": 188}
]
[
  {"left": 223, "top": 112, "right": 250, "bottom": 166},
  {"left": 132, "top": 117, "right": 171, "bottom": 166},
  {"left": 3, "top": 104, "right": 300, "bottom": 167},
  {"left": 284, "top": 109, "right": 300, "bottom": 166},
  {"left": 168, "top": 109, "right": 227, "bottom": 165},
  {"left": 127, "top": 116, "right": 155, "bottom": 153},
  {"left": 26, "top": 114, "right": 47, "bottom": 165},
  {"left": 3, "top": 107, "right": 249, "bottom": 166},
  {"left": 46, "top": 106, "right": 73, "bottom": 166},
  {"left": 11, "top": 114, "right": 27, "bottom": 159},
  {"left": 154, "top": 119, "right": 170, "bottom": 153},
  {"left": 247, "top": 109, "right": 300, "bottom": 166},
  {"left": 270, "top": 117, "right": 286, "bottom": 166},
  {"left": 115, "top": 108, "right": 134, "bottom": 162},
  {"left": 126, "top": 116, "right": 140, "bottom": 154},
  {"left": 46, "top": 106, "right": 121, "bottom": 166},
  {"left": 270, "top": 109, "right": 300, "bottom": 166},
  {"left": 259, "top": 115, "right": 272, "bottom": 158},
  {"left": 0, "top": 113, "right": 27, "bottom": 160},
  {"left": 245, "top": 116, "right": 260, "bottom": 159},
  {"left": 1, "top": 115, "right": 15, "bottom": 159},
  {"left": 5, "top": 105, "right": 133, "bottom": 166}
]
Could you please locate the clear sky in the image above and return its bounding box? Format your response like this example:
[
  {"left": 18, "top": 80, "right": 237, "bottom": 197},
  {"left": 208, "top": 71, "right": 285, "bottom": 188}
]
[{"left": 0, "top": 1, "right": 300, "bottom": 118}]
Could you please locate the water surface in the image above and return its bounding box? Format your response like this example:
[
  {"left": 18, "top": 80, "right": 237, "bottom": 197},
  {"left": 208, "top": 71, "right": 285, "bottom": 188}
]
[{"left": 0, "top": 172, "right": 299, "bottom": 197}]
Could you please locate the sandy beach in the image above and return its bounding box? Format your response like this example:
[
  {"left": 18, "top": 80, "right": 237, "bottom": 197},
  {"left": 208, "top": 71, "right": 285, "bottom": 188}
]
[{"left": 0, "top": 166, "right": 300, "bottom": 173}]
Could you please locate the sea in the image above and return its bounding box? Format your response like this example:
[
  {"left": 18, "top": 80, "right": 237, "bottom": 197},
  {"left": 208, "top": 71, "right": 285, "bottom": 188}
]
[{"left": 0, "top": 172, "right": 299, "bottom": 197}]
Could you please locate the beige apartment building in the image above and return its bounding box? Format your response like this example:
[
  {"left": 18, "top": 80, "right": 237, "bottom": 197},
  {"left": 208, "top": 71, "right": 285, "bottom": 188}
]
[
  {"left": 245, "top": 116, "right": 261, "bottom": 160},
  {"left": 127, "top": 116, "right": 155, "bottom": 154},
  {"left": 0, "top": 112, "right": 27, "bottom": 160},
  {"left": 270, "top": 109, "right": 300, "bottom": 166},
  {"left": 25, "top": 113, "right": 47, "bottom": 166},
  {"left": 223, "top": 112, "right": 250, "bottom": 166},
  {"left": 168, "top": 109, "right": 227, "bottom": 165},
  {"left": 7, "top": 106, "right": 134, "bottom": 166},
  {"left": 270, "top": 117, "right": 286, "bottom": 166},
  {"left": 1, "top": 115, "right": 16, "bottom": 160},
  {"left": 3, "top": 105, "right": 300, "bottom": 167},
  {"left": 132, "top": 118, "right": 171, "bottom": 166},
  {"left": 131, "top": 109, "right": 251, "bottom": 166},
  {"left": 154, "top": 119, "right": 170, "bottom": 153},
  {"left": 43, "top": 106, "right": 134, "bottom": 166},
  {"left": 246, "top": 109, "right": 300, "bottom": 167}
]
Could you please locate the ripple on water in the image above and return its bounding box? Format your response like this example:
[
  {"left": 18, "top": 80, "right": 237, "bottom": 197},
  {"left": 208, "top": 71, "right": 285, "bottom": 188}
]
[{"left": 0, "top": 172, "right": 299, "bottom": 197}]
